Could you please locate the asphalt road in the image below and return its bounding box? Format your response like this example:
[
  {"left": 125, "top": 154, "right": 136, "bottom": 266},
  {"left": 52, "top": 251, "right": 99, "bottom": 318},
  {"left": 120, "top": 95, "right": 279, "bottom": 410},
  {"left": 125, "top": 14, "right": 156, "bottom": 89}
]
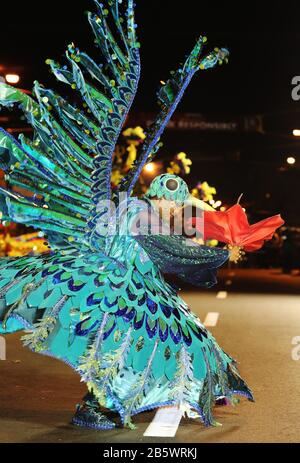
[{"left": 1, "top": 269, "right": 300, "bottom": 443}]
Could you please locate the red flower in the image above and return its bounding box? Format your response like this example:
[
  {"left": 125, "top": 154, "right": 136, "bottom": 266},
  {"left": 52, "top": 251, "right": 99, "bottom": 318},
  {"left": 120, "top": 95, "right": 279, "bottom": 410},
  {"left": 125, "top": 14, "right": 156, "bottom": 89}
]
[{"left": 192, "top": 204, "right": 284, "bottom": 252}]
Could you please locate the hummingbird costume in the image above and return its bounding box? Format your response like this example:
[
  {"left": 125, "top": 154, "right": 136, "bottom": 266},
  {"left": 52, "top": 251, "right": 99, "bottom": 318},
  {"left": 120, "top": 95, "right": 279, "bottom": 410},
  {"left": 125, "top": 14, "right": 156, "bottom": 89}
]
[{"left": 0, "top": 0, "right": 256, "bottom": 430}]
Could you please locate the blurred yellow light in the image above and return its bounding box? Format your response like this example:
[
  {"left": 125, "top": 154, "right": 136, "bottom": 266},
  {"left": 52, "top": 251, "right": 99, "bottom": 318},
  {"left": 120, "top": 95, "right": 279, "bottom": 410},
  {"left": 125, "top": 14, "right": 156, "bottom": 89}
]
[
  {"left": 293, "top": 130, "right": 300, "bottom": 137},
  {"left": 287, "top": 156, "right": 296, "bottom": 165},
  {"left": 144, "top": 163, "right": 156, "bottom": 174},
  {"left": 5, "top": 73, "right": 20, "bottom": 84},
  {"left": 209, "top": 200, "right": 215, "bottom": 205}
]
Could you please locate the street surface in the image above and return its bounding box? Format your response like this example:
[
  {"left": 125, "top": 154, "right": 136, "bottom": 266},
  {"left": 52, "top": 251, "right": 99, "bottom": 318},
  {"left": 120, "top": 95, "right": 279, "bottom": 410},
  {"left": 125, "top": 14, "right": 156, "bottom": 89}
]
[{"left": 1, "top": 269, "right": 300, "bottom": 443}]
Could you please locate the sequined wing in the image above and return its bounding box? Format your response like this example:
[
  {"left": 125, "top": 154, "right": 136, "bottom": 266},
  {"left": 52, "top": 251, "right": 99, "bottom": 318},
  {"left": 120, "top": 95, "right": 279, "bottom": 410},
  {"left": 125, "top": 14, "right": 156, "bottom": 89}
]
[
  {"left": 134, "top": 233, "right": 229, "bottom": 287},
  {"left": 0, "top": 0, "right": 140, "bottom": 251}
]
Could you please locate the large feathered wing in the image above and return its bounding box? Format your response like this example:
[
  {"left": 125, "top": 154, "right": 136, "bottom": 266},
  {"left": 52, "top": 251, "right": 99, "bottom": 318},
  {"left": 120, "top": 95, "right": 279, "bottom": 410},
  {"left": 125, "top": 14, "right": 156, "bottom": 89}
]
[{"left": 0, "top": 0, "right": 140, "bottom": 251}]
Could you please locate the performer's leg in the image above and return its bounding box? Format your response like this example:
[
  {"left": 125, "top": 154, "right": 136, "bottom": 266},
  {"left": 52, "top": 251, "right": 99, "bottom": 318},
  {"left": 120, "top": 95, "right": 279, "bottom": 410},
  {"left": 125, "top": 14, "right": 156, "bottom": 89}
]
[{"left": 72, "top": 391, "right": 117, "bottom": 430}]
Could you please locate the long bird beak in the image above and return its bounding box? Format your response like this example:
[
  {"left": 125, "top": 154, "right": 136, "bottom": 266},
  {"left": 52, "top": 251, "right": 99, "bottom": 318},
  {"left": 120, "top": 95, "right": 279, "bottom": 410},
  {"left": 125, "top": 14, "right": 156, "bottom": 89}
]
[{"left": 185, "top": 195, "right": 216, "bottom": 212}]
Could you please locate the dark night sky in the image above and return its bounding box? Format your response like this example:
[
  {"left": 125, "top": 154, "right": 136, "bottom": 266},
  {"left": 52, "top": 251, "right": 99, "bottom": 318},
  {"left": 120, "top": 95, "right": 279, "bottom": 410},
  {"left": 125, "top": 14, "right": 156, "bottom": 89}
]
[
  {"left": 1, "top": 0, "right": 300, "bottom": 223},
  {"left": 1, "top": 0, "right": 300, "bottom": 115}
]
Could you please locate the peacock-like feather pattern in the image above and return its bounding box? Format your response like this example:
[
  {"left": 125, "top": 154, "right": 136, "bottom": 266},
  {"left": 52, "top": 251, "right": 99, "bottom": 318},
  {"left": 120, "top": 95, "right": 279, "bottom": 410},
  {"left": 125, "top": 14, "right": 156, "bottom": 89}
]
[
  {"left": 169, "top": 346, "right": 196, "bottom": 410},
  {"left": 122, "top": 339, "right": 159, "bottom": 429},
  {"left": 0, "top": 0, "right": 254, "bottom": 429}
]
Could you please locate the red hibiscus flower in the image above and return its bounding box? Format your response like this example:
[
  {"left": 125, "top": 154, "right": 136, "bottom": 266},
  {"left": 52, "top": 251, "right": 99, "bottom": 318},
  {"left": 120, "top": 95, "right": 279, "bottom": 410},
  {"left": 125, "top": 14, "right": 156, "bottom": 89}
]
[{"left": 191, "top": 204, "right": 284, "bottom": 252}]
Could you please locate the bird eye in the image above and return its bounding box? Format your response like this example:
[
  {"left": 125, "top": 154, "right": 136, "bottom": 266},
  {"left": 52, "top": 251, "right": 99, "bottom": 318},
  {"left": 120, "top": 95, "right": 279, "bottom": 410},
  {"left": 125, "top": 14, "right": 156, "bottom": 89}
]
[{"left": 166, "top": 179, "right": 179, "bottom": 191}]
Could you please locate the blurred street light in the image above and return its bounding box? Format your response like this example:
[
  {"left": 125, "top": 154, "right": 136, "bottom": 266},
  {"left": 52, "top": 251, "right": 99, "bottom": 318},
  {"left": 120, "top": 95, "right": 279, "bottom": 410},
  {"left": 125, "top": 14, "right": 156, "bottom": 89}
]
[
  {"left": 143, "top": 162, "right": 157, "bottom": 174},
  {"left": 293, "top": 129, "right": 300, "bottom": 137},
  {"left": 5, "top": 74, "right": 20, "bottom": 84},
  {"left": 287, "top": 156, "right": 296, "bottom": 165}
]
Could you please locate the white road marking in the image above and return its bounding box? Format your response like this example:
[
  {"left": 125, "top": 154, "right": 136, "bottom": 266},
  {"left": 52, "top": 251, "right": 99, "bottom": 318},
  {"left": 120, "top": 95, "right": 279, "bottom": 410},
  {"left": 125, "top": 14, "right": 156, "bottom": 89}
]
[
  {"left": 0, "top": 336, "right": 6, "bottom": 361},
  {"left": 204, "top": 312, "right": 220, "bottom": 327},
  {"left": 144, "top": 407, "right": 183, "bottom": 438},
  {"left": 216, "top": 291, "right": 228, "bottom": 300}
]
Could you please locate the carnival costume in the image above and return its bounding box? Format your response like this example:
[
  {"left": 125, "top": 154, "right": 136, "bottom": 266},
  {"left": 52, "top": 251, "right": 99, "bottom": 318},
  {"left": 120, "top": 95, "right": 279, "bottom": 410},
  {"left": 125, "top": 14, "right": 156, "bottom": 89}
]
[{"left": 0, "top": 1, "right": 283, "bottom": 430}]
